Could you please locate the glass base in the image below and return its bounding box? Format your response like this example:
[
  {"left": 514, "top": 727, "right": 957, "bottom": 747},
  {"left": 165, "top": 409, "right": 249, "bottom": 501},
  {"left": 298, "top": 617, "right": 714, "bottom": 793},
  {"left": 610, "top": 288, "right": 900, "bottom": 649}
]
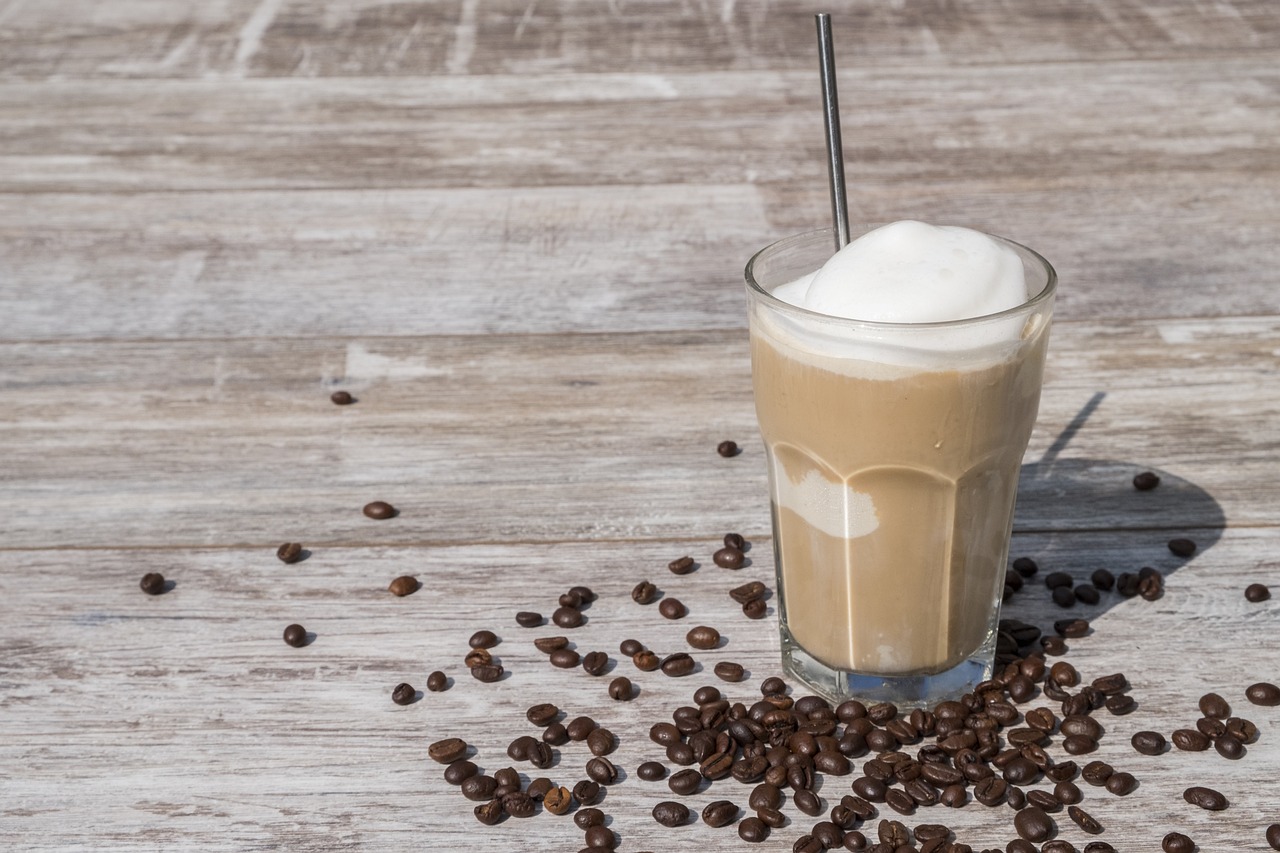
[{"left": 780, "top": 623, "right": 996, "bottom": 709}]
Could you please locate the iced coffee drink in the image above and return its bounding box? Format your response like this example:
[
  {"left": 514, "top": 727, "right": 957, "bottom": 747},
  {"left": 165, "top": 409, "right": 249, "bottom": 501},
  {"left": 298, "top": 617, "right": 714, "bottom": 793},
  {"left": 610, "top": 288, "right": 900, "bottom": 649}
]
[{"left": 745, "top": 221, "right": 1056, "bottom": 706}]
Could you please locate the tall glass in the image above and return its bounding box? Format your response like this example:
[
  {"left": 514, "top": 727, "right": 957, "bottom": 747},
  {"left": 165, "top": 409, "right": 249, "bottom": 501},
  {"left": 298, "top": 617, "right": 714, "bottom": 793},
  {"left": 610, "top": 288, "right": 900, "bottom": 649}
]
[{"left": 745, "top": 228, "right": 1056, "bottom": 707}]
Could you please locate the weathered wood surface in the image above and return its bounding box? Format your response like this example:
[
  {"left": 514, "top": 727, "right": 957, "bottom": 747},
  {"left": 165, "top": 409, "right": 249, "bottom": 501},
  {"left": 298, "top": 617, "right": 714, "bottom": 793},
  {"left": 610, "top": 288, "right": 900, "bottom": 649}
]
[
  {"left": 3, "top": 0, "right": 1280, "bottom": 850},
  {"left": 2, "top": 317, "right": 1273, "bottom": 550},
  {"left": 1, "top": 529, "right": 1277, "bottom": 851}
]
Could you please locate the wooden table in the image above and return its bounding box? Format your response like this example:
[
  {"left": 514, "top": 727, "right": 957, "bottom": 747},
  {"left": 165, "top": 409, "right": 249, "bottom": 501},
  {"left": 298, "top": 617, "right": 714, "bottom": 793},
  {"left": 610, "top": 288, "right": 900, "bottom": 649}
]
[{"left": 3, "top": 2, "right": 1278, "bottom": 850}]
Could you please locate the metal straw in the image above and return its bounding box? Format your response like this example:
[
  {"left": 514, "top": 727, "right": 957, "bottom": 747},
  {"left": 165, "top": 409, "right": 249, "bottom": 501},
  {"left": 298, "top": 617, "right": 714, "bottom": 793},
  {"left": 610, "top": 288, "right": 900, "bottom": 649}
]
[{"left": 815, "top": 13, "right": 850, "bottom": 250}]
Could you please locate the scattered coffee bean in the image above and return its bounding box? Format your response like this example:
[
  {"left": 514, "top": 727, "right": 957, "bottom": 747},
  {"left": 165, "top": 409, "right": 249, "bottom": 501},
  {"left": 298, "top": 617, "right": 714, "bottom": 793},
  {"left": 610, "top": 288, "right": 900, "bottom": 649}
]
[
  {"left": 566, "top": 716, "right": 597, "bottom": 741},
  {"left": 687, "top": 625, "right": 721, "bottom": 650},
  {"left": 1052, "top": 586, "right": 1077, "bottom": 607},
  {"left": 515, "top": 611, "right": 543, "bottom": 627},
  {"left": 276, "top": 542, "right": 303, "bottom": 564},
  {"left": 1184, "top": 785, "right": 1228, "bottom": 810},
  {"left": 425, "top": 670, "right": 447, "bottom": 692},
  {"left": 1225, "top": 716, "right": 1258, "bottom": 742},
  {"left": 443, "top": 760, "right": 478, "bottom": 785},
  {"left": 574, "top": 807, "right": 605, "bottom": 829},
  {"left": 632, "top": 580, "right": 658, "bottom": 604},
  {"left": 714, "top": 547, "right": 746, "bottom": 569},
  {"left": 1170, "top": 728, "right": 1209, "bottom": 751},
  {"left": 1074, "top": 584, "right": 1101, "bottom": 605},
  {"left": 573, "top": 779, "right": 602, "bottom": 806},
  {"left": 503, "top": 790, "right": 535, "bottom": 818},
  {"left": 1105, "top": 694, "right": 1136, "bottom": 715},
  {"left": 717, "top": 440, "right": 740, "bottom": 458},
  {"left": 471, "top": 663, "right": 503, "bottom": 683},
  {"left": 526, "top": 703, "right": 559, "bottom": 726},
  {"left": 1013, "top": 557, "right": 1039, "bottom": 577},
  {"left": 729, "top": 581, "right": 767, "bottom": 604},
  {"left": 1014, "top": 806, "right": 1053, "bottom": 842},
  {"left": 586, "top": 756, "right": 618, "bottom": 785},
  {"left": 469, "top": 630, "right": 499, "bottom": 649},
  {"left": 1068, "top": 804, "right": 1102, "bottom": 834},
  {"left": 584, "top": 824, "right": 615, "bottom": 848},
  {"left": 1162, "top": 831, "right": 1194, "bottom": 853},
  {"left": 542, "top": 722, "right": 569, "bottom": 745},
  {"left": 659, "top": 598, "right": 687, "bottom": 619},
  {"left": 669, "top": 768, "right": 702, "bottom": 795},
  {"left": 587, "top": 727, "right": 616, "bottom": 757},
  {"left": 743, "top": 599, "right": 767, "bottom": 619},
  {"left": 330, "top": 390, "right": 354, "bottom": 405},
  {"left": 493, "top": 767, "right": 520, "bottom": 789},
  {"left": 1081, "top": 761, "right": 1112, "bottom": 786},
  {"left": 139, "top": 572, "right": 167, "bottom": 596},
  {"left": 464, "top": 648, "right": 492, "bottom": 669},
  {"left": 553, "top": 606, "right": 584, "bottom": 628},
  {"left": 582, "top": 651, "right": 609, "bottom": 676},
  {"left": 391, "top": 682, "right": 416, "bottom": 706},
  {"left": 1133, "top": 471, "right": 1161, "bottom": 490},
  {"left": 637, "top": 760, "right": 666, "bottom": 781},
  {"left": 1042, "top": 842, "right": 1076, "bottom": 853},
  {"left": 885, "top": 788, "right": 915, "bottom": 815},
  {"left": 714, "top": 661, "right": 745, "bottom": 682},
  {"left": 607, "top": 676, "right": 633, "bottom": 700},
  {"left": 651, "top": 799, "right": 691, "bottom": 827},
  {"left": 669, "top": 555, "right": 696, "bottom": 575},
  {"left": 1244, "top": 581, "right": 1271, "bottom": 602},
  {"left": 1042, "top": 637, "right": 1068, "bottom": 656},
  {"left": 428, "top": 737, "right": 468, "bottom": 764},
  {"left": 1139, "top": 572, "right": 1164, "bottom": 600},
  {"left": 1090, "top": 568, "right": 1115, "bottom": 590},
  {"left": 387, "top": 575, "right": 418, "bottom": 596},
  {"left": 1045, "top": 571, "right": 1074, "bottom": 589},
  {"left": 724, "top": 532, "right": 746, "bottom": 550},
  {"left": 793, "top": 788, "right": 822, "bottom": 816},
  {"left": 1199, "top": 692, "right": 1231, "bottom": 719},
  {"left": 1168, "top": 537, "right": 1197, "bottom": 557},
  {"left": 538, "top": 785, "right": 569, "bottom": 815},
  {"left": 1131, "top": 731, "right": 1166, "bottom": 755},
  {"left": 702, "top": 799, "right": 739, "bottom": 828},
  {"left": 1104, "top": 771, "right": 1136, "bottom": 796},
  {"left": 283, "top": 623, "right": 308, "bottom": 647},
  {"left": 760, "top": 676, "right": 786, "bottom": 695},
  {"left": 1214, "top": 734, "right": 1245, "bottom": 759},
  {"left": 472, "top": 798, "right": 503, "bottom": 825},
  {"left": 1267, "top": 823, "right": 1280, "bottom": 851},
  {"left": 569, "top": 585, "right": 596, "bottom": 603},
  {"left": 460, "top": 774, "right": 496, "bottom": 801},
  {"left": 738, "top": 816, "right": 769, "bottom": 842},
  {"left": 661, "top": 652, "right": 696, "bottom": 677},
  {"left": 362, "top": 501, "right": 396, "bottom": 519},
  {"left": 1246, "top": 681, "right": 1280, "bottom": 706},
  {"left": 533, "top": 636, "right": 569, "bottom": 653}
]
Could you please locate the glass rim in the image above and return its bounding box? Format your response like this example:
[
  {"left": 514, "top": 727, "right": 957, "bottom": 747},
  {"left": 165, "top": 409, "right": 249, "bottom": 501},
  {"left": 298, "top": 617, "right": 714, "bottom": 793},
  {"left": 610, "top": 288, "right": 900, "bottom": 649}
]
[{"left": 745, "top": 227, "right": 1057, "bottom": 331}]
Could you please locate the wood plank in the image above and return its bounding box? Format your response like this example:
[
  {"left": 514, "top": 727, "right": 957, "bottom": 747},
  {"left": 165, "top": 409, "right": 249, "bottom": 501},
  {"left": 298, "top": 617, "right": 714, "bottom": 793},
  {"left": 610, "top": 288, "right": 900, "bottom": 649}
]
[
  {"left": 0, "top": 0, "right": 1276, "bottom": 80},
  {"left": 1, "top": 317, "right": 1274, "bottom": 550},
  {"left": 1, "top": 528, "right": 1276, "bottom": 850},
  {"left": 1, "top": 60, "right": 1276, "bottom": 195},
  {"left": 3, "top": 170, "right": 1277, "bottom": 341}
]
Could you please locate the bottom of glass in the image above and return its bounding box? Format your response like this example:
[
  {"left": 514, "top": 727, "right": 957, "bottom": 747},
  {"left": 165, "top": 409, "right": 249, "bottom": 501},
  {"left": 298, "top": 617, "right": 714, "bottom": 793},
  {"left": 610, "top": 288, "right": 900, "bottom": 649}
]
[{"left": 780, "top": 624, "right": 996, "bottom": 709}]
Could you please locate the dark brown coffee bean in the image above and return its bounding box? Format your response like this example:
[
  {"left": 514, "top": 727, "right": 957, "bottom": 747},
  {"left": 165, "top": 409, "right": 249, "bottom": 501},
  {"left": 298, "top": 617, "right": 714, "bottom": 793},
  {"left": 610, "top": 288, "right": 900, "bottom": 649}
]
[
  {"left": 1044, "top": 761, "right": 1078, "bottom": 784},
  {"left": 1267, "top": 824, "right": 1280, "bottom": 851},
  {"left": 1011, "top": 556, "right": 1038, "bottom": 577},
  {"left": 515, "top": 610, "right": 543, "bottom": 627},
  {"left": 793, "top": 788, "right": 822, "bottom": 816},
  {"left": 1052, "top": 780, "right": 1082, "bottom": 805},
  {"left": 760, "top": 676, "right": 787, "bottom": 695},
  {"left": 604, "top": 675, "right": 632, "bottom": 700},
  {"left": 1002, "top": 755, "right": 1039, "bottom": 784},
  {"left": 1080, "top": 761, "right": 1112, "bottom": 786},
  {"left": 140, "top": 572, "right": 167, "bottom": 595},
  {"left": 687, "top": 626, "right": 721, "bottom": 650},
  {"left": 420, "top": 670, "right": 445, "bottom": 693},
  {"left": 329, "top": 390, "right": 354, "bottom": 405},
  {"left": 661, "top": 652, "right": 696, "bottom": 677},
  {"left": 717, "top": 440, "right": 739, "bottom": 457},
  {"left": 1171, "top": 728, "right": 1210, "bottom": 751},
  {"left": 659, "top": 597, "right": 687, "bottom": 619},
  {"left": 566, "top": 715, "right": 596, "bottom": 741},
  {"left": 1215, "top": 734, "right": 1245, "bottom": 759},
  {"left": 1088, "top": 569, "right": 1114, "bottom": 591},
  {"left": 745, "top": 782, "right": 781, "bottom": 811},
  {"left": 533, "top": 635, "right": 568, "bottom": 653},
  {"left": 724, "top": 531, "right": 746, "bottom": 549},
  {"left": 526, "top": 702, "right": 559, "bottom": 726},
  {"left": 282, "top": 623, "right": 307, "bottom": 647},
  {"left": 714, "top": 547, "right": 746, "bottom": 569},
  {"left": 558, "top": 590, "right": 584, "bottom": 609},
  {"left": 635, "top": 760, "right": 666, "bottom": 782},
  {"left": 1184, "top": 785, "right": 1228, "bottom": 810},
  {"left": 586, "top": 727, "right": 615, "bottom": 756},
  {"left": 1199, "top": 692, "right": 1230, "bottom": 718},
  {"left": 714, "top": 661, "right": 745, "bottom": 682},
  {"left": 1225, "top": 716, "right": 1258, "bottom": 742},
  {"left": 473, "top": 798, "right": 504, "bottom": 825},
  {"left": 573, "top": 779, "right": 602, "bottom": 806},
  {"left": 362, "top": 500, "right": 396, "bottom": 519},
  {"left": 586, "top": 756, "right": 618, "bottom": 785},
  {"left": 1247, "top": 681, "right": 1280, "bottom": 706},
  {"left": 428, "top": 737, "right": 467, "bottom": 764},
  {"left": 1105, "top": 694, "right": 1136, "bottom": 715},
  {"left": 738, "top": 815, "right": 769, "bottom": 842},
  {"left": 525, "top": 777, "right": 553, "bottom": 801},
  {"left": 464, "top": 647, "right": 493, "bottom": 669},
  {"left": 884, "top": 788, "right": 915, "bottom": 815},
  {"left": 697, "top": 799, "right": 737, "bottom": 828},
  {"left": 553, "top": 606, "right": 584, "bottom": 628},
  {"left": 390, "top": 682, "right": 416, "bottom": 706},
  {"left": 386, "top": 575, "right": 418, "bottom": 596},
  {"left": 628, "top": 650, "right": 657, "bottom": 672},
  {"left": 583, "top": 825, "right": 614, "bottom": 848},
  {"left": 730, "top": 581, "right": 767, "bottom": 604},
  {"left": 1246, "top": 583, "right": 1272, "bottom": 602},
  {"left": 574, "top": 807, "right": 605, "bottom": 828},
  {"left": 701, "top": 750, "right": 734, "bottom": 780},
  {"left": 1132, "top": 470, "right": 1161, "bottom": 490},
  {"left": 669, "top": 768, "right": 702, "bottom": 795},
  {"left": 1168, "top": 537, "right": 1197, "bottom": 557},
  {"left": 1044, "top": 571, "right": 1073, "bottom": 590},
  {"left": 443, "top": 760, "right": 478, "bottom": 785},
  {"left": 460, "top": 774, "right": 496, "bottom": 801},
  {"left": 1014, "top": 806, "right": 1053, "bottom": 842},
  {"left": 582, "top": 651, "right": 609, "bottom": 676},
  {"left": 1051, "top": 586, "right": 1076, "bottom": 607},
  {"left": 468, "top": 629, "right": 498, "bottom": 649},
  {"left": 1061, "top": 735, "right": 1095, "bottom": 755},
  {"left": 743, "top": 598, "right": 767, "bottom": 619},
  {"left": 1104, "top": 771, "right": 1136, "bottom": 796},
  {"left": 276, "top": 542, "right": 303, "bottom": 564},
  {"left": 550, "top": 648, "right": 580, "bottom": 669},
  {"left": 1162, "top": 831, "right": 1194, "bottom": 853},
  {"left": 493, "top": 767, "right": 520, "bottom": 789},
  {"left": 632, "top": 580, "right": 658, "bottom": 604},
  {"left": 669, "top": 555, "right": 696, "bottom": 575},
  {"left": 972, "top": 776, "right": 1007, "bottom": 806},
  {"left": 1131, "top": 730, "right": 1166, "bottom": 755},
  {"left": 1026, "top": 789, "right": 1060, "bottom": 812},
  {"left": 1041, "top": 637, "right": 1068, "bottom": 656},
  {"left": 1138, "top": 572, "right": 1164, "bottom": 600},
  {"left": 472, "top": 662, "right": 504, "bottom": 682}
]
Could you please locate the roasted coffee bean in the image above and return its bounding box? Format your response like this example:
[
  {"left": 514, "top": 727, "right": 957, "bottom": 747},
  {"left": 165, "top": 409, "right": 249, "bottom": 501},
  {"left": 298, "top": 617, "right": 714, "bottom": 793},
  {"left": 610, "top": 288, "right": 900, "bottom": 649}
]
[
  {"left": 1064, "top": 804, "right": 1101, "bottom": 834},
  {"left": 493, "top": 767, "right": 520, "bottom": 789},
  {"left": 632, "top": 580, "right": 658, "bottom": 604},
  {"left": 1133, "top": 470, "right": 1161, "bottom": 490},
  {"left": 885, "top": 788, "right": 915, "bottom": 815},
  {"left": 668, "top": 555, "right": 696, "bottom": 575},
  {"left": 794, "top": 834, "right": 823, "bottom": 853},
  {"left": 1214, "top": 734, "right": 1245, "bottom": 759},
  {"left": 276, "top": 542, "right": 304, "bottom": 564},
  {"left": 569, "top": 584, "right": 596, "bottom": 603},
  {"left": 550, "top": 648, "right": 581, "bottom": 669},
  {"left": 1131, "top": 731, "right": 1166, "bottom": 755},
  {"left": 583, "top": 825, "right": 614, "bottom": 848},
  {"left": 1199, "top": 692, "right": 1230, "bottom": 718},
  {"left": 428, "top": 737, "right": 468, "bottom": 764},
  {"left": 139, "top": 572, "right": 167, "bottom": 595},
  {"left": 739, "top": 816, "right": 769, "bottom": 842},
  {"left": 1014, "top": 806, "right": 1053, "bottom": 842},
  {"left": 1162, "top": 832, "right": 1194, "bottom": 853},
  {"left": 473, "top": 798, "right": 504, "bottom": 825},
  {"left": 794, "top": 788, "right": 823, "bottom": 816},
  {"left": 471, "top": 662, "right": 504, "bottom": 682},
  {"left": 669, "top": 768, "right": 702, "bottom": 795},
  {"left": 425, "top": 670, "right": 447, "bottom": 692},
  {"left": 581, "top": 651, "right": 609, "bottom": 676},
  {"left": 732, "top": 756, "right": 768, "bottom": 783},
  {"left": 650, "top": 722, "right": 681, "bottom": 747},
  {"left": 1104, "top": 771, "right": 1136, "bottom": 796},
  {"left": 329, "top": 390, "right": 354, "bottom": 405},
  {"left": 468, "top": 629, "right": 498, "bottom": 649},
  {"left": 973, "top": 776, "right": 1007, "bottom": 806},
  {"left": 503, "top": 790, "right": 535, "bottom": 818},
  {"left": 1196, "top": 716, "right": 1226, "bottom": 738},
  {"left": 1041, "top": 637, "right": 1068, "bottom": 656},
  {"left": 1184, "top": 785, "right": 1228, "bottom": 811},
  {"left": 464, "top": 648, "right": 493, "bottom": 669},
  {"left": 761, "top": 676, "right": 787, "bottom": 695},
  {"left": 535, "top": 722, "right": 566, "bottom": 746},
  {"left": 749, "top": 783, "right": 783, "bottom": 811},
  {"left": 586, "top": 727, "right": 615, "bottom": 757},
  {"left": 1006, "top": 784, "right": 1026, "bottom": 810},
  {"left": 1168, "top": 537, "right": 1197, "bottom": 557},
  {"left": 586, "top": 756, "right": 618, "bottom": 785},
  {"left": 697, "top": 799, "right": 737, "bottom": 828},
  {"left": 391, "top": 682, "right": 416, "bottom": 706},
  {"left": 515, "top": 610, "right": 543, "bottom": 627},
  {"left": 730, "top": 581, "right": 767, "bottom": 604},
  {"left": 636, "top": 760, "right": 667, "bottom": 782},
  {"left": 534, "top": 636, "right": 569, "bottom": 653},
  {"left": 525, "top": 777, "right": 553, "bottom": 801},
  {"left": 812, "top": 821, "right": 844, "bottom": 848},
  {"left": 558, "top": 589, "right": 584, "bottom": 609},
  {"left": 661, "top": 652, "right": 696, "bottom": 677},
  {"left": 526, "top": 702, "right": 559, "bottom": 726},
  {"left": 602, "top": 676, "right": 632, "bottom": 701},
  {"left": 1139, "top": 573, "right": 1164, "bottom": 600},
  {"left": 1042, "top": 842, "right": 1077, "bottom": 853},
  {"left": 1247, "top": 681, "right": 1280, "bottom": 706},
  {"left": 443, "top": 760, "right": 478, "bottom": 785},
  {"left": 386, "top": 575, "right": 418, "bottom": 597},
  {"left": 527, "top": 741, "right": 554, "bottom": 768},
  {"left": 717, "top": 440, "right": 740, "bottom": 457},
  {"left": 362, "top": 501, "right": 396, "bottom": 519},
  {"left": 566, "top": 715, "right": 597, "bottom": 741},
  {"left": 1267, "top": 824, "right": 1280, "bottom": 851},
  {"left": 573, "top": 779, "right": 602, "bottom": 806},
  {"left": 659, "top": 598, "right": 687, "bottom": 620},
  {"left": 633, "top": 650, "right": 660, "bottom": 671},
  {"left": 575, "top": 807, "right": 605, "bottom": 829},
  {"left": 1246, "top": 583, "right": 1272, "bottom": 602},
  {"left": 1171, "top": 728, "right": 1210, "bottom": 751},
  {"left": 655, "top": 799, "right": 696, "bottom": 824},
  {"left": 1002, "top": 757, "right": 1038, "bottom": 785},
  {"left": 460, "top": 774, "right": 497, "bottom": 801},
  {"left": 1089, "top": 568, "right": 1115, "bottom": 591},
  {"left": 1080, "top": 761, "right": 1112, "bottom": 786},
  {"left": 1044, "top": 571, "right": 1073, "bottom": 590},
  {"left": 553, "top": 606, "right": 584, "bottom": 628},
  {"left": 1074, "top": 584, "right": 1101, "bottom": 605},
  {"left": 1007, "top": 841, "right": 1036, "bottom": 853},
  {"left": 682, "top": 625, "right": 720, "bottom": 650},
  {"left": 1013, "top": 557, "right": 1039, "bottom": 577},
  {"left": 1050, "top": 780, "right": 1081, "bottom": 805},
  {"left": 714, "top": 547, "right": 746, "bottom": 569},
  {"left": 701, "top": 751, "right": 734, "bottom": 780},
  {"left": 1225, "top": 716, "right": 1258, "bottom": 742},
  {"left": 283, "top": 623, "right": 308, "bottom": 647},
  {"left": 711, "top": 661, "right": 744, "bottom": 683},
  {"left": 877, "top": 819, "right": 911, "bottom": 847},
  {"left": 1026, "top": 789, "right": 1060, "bottom": 812},
  {"left": 1044, "top": 761, "right": 1078, "bottom": 784},
  {"left": 1052, "top": 586, "right": 1077, "bottom": 607},
  {"left": 743, "top": 598, "right": 767, "bottom": 619},
  {"left": 1105, "top": 694, "right": 1136, "bottom": 715}
]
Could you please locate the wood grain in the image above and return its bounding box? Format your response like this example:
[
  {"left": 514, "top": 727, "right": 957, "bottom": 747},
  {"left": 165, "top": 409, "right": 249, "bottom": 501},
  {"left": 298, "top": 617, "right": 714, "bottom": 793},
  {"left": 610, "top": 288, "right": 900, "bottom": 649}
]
[
  {"left": 1, "top": 529, "right": 1276, "bottom": 851},
  {"left": 0, "top": 0, "right": 1276, "bottom": 80},
  {"left": 1, "top": 317, "right": 1273, "bottom": 551}
]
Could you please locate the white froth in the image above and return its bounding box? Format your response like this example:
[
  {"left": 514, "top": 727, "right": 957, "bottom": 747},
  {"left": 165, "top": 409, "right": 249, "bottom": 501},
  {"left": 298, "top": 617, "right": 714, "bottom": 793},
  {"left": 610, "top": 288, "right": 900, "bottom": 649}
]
[
  {"left": 776, "top": 468, "right": 879, "bottom": 540},
  {"left": 802, "top": 221, "right": 1026, "bottom": 323}
]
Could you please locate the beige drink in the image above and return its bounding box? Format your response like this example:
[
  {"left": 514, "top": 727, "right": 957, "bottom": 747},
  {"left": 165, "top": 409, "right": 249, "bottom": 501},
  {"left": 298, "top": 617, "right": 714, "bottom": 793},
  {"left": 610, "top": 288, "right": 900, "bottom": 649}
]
[{"left": 745, "top": 224, "right": 1056, "bottom": 705}]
